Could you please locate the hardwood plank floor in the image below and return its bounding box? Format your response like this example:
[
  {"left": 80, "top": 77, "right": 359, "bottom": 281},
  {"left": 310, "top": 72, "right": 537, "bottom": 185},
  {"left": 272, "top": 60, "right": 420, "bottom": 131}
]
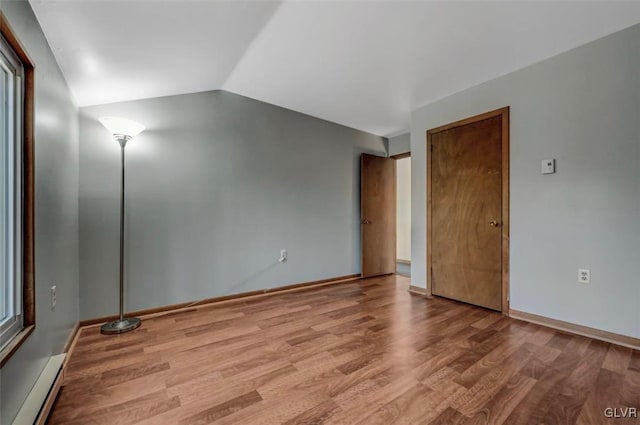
[{"left": 48, "top": 275, "right": 640, "bottom": 425}]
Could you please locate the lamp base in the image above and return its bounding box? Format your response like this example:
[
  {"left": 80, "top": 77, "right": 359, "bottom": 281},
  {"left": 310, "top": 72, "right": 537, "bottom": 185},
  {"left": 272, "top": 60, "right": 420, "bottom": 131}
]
[{"left": 100, "top": 317, "right": 141, "bottom": 335}]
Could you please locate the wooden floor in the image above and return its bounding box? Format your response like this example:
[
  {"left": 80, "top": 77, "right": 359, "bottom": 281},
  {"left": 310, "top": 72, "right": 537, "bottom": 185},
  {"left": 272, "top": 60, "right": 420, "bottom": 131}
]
[{"left": 49, "top": 275, "right": 640, "bottom": 425}]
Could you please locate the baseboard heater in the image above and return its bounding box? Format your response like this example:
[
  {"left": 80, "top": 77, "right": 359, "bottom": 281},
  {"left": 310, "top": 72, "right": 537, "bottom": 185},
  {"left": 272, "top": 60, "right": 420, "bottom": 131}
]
[{"left": 12, "top": 353, "right": 65, "bottom": 425}]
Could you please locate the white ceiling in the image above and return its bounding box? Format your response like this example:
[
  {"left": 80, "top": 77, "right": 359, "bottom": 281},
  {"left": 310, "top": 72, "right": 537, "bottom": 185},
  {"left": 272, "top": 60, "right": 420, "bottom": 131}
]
[{"left": 30, "top": 1, "right": 640, "bottom": 136}]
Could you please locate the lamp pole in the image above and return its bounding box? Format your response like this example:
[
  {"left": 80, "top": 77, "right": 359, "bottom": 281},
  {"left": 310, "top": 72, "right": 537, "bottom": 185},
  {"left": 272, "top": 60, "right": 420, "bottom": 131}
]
[
  {"left": 98, "top": 117, "right": 145, "bottom": 334},
  {"left": 118, "top": 136, "right": 128, "bottom": 322},
  {"left": 100, "top": 132, "right": 141, "bottom": 334}
]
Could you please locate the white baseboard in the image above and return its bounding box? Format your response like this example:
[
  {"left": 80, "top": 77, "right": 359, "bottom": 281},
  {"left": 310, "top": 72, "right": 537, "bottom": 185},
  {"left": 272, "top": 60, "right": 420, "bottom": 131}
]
[{"left": 12, "top": 353, "right": 65, "bottom": 425}]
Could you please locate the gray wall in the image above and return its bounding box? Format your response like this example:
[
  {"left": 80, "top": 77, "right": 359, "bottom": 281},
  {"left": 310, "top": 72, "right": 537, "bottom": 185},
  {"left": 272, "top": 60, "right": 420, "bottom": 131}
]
[
  {"left": 0, "top": 1, "right": 79, "bottom": 423},
  {"left": 411, "top": 24, "right": 639, "bottom": 338},
  {"left": 388, "top": 132, "right": 410, "bottom": 156},
  {"left": 79, "top": 91, "right": 386, "bottom": 319}
]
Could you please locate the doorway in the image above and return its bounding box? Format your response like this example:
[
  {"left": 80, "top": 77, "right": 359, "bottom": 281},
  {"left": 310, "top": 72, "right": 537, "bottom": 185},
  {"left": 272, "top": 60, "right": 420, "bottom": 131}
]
[
  {"left": 427, "top": 107, "right": 509, "bottom": 312},
  {"left": 360, "top": 151, "right": 412, "bottom": 280},
  {"left": 393, "top": 153, "right": 411, "bottom": 277}
]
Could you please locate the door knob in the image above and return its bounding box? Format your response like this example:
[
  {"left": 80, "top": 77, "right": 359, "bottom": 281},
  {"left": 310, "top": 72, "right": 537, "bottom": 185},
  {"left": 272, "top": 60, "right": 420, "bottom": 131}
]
[{"left": 489, "top": 220, "right": 499, "bottom": 227}]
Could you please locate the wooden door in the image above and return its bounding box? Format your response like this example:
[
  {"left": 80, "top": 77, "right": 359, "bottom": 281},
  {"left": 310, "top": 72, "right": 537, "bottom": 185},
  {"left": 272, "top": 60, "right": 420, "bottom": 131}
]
[
  {"left": 361, "top": 154, "right": 396, "bottom": 278},
  {"left": 427, "top": 108, "right": 509, "bottom": 311}
]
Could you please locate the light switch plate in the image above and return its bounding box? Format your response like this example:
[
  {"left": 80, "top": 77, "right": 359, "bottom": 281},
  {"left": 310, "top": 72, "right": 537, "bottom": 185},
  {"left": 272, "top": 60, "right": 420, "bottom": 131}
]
[{"left": 541, "top": 159, "right": 555, "bottom": 174}]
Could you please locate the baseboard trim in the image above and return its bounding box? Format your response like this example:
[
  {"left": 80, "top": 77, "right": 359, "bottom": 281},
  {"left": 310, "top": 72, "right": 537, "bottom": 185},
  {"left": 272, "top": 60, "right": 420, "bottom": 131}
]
[
  {"left": 62, "top": 322, "right": 79, "bottom": 354},
  {"left": 509, "top": 308, "right": 640, "bottom": 350},
  {"left": 408, "top": 285, "right": 431, "bottom": 298},
  {"left": 80, "top": 273, "right": 362, "bottom": 327},
  {"left": 396, "top": 259, "right": 411, "bottom": 265},
  {"left": 62, "top": 322, "right": 80, "bottom": 371}
]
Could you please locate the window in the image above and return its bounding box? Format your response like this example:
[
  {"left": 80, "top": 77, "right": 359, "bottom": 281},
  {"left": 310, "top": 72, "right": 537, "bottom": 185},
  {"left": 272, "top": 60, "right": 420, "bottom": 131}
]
[
  {"left": 0, "top": 11, "right": 35, "bottom": 367},
  {"left": 0, "top": 30, "right": 24, "bottom": 351}
]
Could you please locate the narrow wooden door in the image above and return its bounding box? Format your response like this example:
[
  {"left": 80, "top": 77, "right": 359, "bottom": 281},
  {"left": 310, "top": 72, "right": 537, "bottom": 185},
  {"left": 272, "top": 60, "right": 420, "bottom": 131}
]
[
  {"left": 428, "top": 109, "right": 509, "bottom": 311},
  {"left": 361, "top": 154, "right": 396, "bottom": 278}
]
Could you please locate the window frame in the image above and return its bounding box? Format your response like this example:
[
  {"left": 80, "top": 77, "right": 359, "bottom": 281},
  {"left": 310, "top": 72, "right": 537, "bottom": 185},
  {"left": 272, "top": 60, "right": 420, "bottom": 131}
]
[
  {"left": 0, "top": 32, "right": 24, "bottom": 347},
  {"left": 0, "top": 11, "right": 35, "bottom": 369}
]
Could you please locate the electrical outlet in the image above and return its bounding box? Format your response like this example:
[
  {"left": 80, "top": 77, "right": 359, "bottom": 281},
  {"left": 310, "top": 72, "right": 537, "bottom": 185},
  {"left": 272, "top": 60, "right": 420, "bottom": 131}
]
[
  {"left": 578, "top": 269, "right": 590, "bottom": 284},
  {"left": 278, "top": 249, "right": 287, "bottom": 263},
  {"left": 51, "top": 285, "right": 57, "bottom": 309}
]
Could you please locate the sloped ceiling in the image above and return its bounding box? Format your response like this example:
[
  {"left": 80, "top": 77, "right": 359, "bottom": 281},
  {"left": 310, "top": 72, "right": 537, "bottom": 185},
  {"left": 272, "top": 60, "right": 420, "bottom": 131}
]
[{"left": 30, "top": 0, "right": 640, "bottom": 136}]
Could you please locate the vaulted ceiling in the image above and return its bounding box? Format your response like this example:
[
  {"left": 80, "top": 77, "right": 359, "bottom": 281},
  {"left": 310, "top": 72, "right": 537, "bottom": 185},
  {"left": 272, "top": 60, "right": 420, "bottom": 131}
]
[{"left": 30, "top": 1, "right": 640, "bottom": 136}]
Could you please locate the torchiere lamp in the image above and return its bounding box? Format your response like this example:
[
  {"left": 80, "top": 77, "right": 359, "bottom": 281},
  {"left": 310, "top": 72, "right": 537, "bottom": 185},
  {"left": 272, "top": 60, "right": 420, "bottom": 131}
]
[{"left": 98, "top": 117, "right": 145, "bottom": 334}]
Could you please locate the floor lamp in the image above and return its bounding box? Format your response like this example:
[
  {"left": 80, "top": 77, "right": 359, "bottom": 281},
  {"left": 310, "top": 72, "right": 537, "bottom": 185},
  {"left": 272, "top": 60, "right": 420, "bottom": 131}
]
[{"left": 98, "top": 117, "right": 145, "bottom": 335}]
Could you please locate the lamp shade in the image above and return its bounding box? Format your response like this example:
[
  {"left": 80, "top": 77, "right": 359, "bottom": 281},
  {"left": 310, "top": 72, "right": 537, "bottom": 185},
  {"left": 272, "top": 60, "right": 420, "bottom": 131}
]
[{"left": 99, "top": 117, "right": 145, "bottom": 139}]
